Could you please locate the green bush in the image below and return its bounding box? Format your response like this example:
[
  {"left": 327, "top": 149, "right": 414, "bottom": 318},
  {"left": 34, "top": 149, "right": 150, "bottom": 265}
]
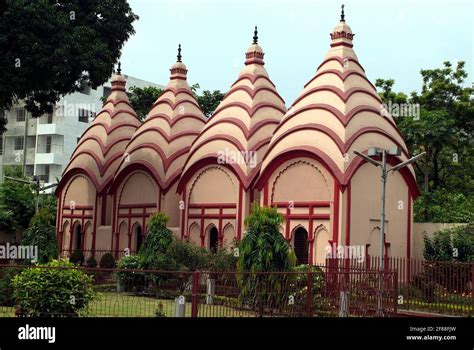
[
  {"left": 117, "top": 255, "right": 145, "bottom": 291},
  {"left": 208, "top": 248, "right": 237, "bottom": 272},
  {"left": 69, "top": 250, "right": 84, "bottom": 266},
  {"left": 85, "top": 256, "right": 97, "bottom": 268},
  {"left": 20, "top": 208, "right": 59, "bottom": 264},
  {"left": 166, "top": 239, "right": 209, "bottom": 272},
  {"left": 99, "top": 253, "right": 116, "bottom": 269},
  {"left": 423, "top": 223, "right": 474, "bottom": 262},
  {"left": 12, "top": 260, "right": 98, "bottom": 317},
  {"left": 0, "top": 268, "right": 21, "bottom": 306},
  {"left": 139, "top": 212, "right": 173, "bottom": 269}
]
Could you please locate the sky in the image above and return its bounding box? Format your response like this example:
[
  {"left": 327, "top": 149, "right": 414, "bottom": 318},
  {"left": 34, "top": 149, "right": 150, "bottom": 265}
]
[{"left": 121, "top": 0, "right": 473, "bottom": 104}]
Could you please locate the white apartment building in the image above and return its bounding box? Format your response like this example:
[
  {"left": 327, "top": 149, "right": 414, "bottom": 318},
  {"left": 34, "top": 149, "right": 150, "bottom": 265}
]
[{"left": 0, "top": 74, "right": 163, "bottom": 192}]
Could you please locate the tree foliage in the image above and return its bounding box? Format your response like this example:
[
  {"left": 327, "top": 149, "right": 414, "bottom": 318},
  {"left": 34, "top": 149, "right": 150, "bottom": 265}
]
[
  {"left": 0, "top": 0, "right": 138, "bottom": 133},
  {"left": 423, "top": 223, "right": 474, "bottom": 262},
  {"left": 139, "top": 212, "right": 173, "bottom": 268},
  {"left": 191, "top": 83, "right": 225, "bottom": 118},
  {"left": 128, "top": 86, "right": 164, "bottom": 121},
  {"left": 238, "top": 203, "right": 295, "bottom": 272},
  {"left": 20, "top": 208, "right": 59, "bottom": 264},
  {"left": 0, "top": 166, "right": 35, "bottom": 233},
  {"left": 376, "top": 61, "right": 473, "bottom": 222}
]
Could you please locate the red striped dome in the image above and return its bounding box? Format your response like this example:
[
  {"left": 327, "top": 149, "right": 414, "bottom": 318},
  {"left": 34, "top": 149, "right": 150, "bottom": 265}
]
[
  {"left": 113, "top": 50, "right": 206, "bottom": 192},
  {"left": 61, "top": 73, "right": 141, "bottom": 192},
  {"left": 259, "top": 15, "right": 416, "bottom": 187},
  {"left": 181, "top": 28, "right": 286, "bottom": 190}
]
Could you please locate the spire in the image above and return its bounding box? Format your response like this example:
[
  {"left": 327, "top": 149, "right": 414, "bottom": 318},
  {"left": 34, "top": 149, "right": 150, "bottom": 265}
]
[
  {"left": 253, "top": 26, "right": 258, "bottom": 44},
  {"left": 340, "top": 4, "right": 345, "bottom": 22},
  {"left": 117, "top": 61, "right": 122, "bottom": 75},
  {"left": 177, "top": 44, "right": 182, "bottom": 62}
]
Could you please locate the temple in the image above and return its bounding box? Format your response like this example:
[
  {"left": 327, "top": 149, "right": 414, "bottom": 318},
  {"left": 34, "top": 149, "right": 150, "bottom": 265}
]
[{"left": 56, "top": 7, "right": 418, "bottom": 263}]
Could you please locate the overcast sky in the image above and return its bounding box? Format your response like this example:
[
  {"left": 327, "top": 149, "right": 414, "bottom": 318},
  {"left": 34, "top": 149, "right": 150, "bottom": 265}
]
[{"left": 121, "top": 0, "right": 473, "bottom": 104}]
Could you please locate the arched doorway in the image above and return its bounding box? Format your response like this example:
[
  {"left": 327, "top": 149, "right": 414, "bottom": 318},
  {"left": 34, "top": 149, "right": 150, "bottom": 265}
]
[
  {"left": 135, "top": 225, "right": 143, "bottom": 252},
  {"left": 73, "top": 223, "right": 82, "bottom": 251},
  {"left": 294, "top": 227, "right": 309, "bottom": 265},
  {"left": 209, "top": 226, "right": 219, "bottom": 254}
]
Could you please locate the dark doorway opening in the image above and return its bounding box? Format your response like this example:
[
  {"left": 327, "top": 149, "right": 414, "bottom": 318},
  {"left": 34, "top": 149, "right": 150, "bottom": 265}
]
[
  {"left": 135, "top": 225, "right": 143, "bottom": 252},
  {"left": 294, "top": 227, "right": 309, "bottom": 265},
  {"left": 74, "top": 224, "right": 82, "bottom": 251},
  {"left": 209, "top": 227, "right": 219, "bottom": 254}
]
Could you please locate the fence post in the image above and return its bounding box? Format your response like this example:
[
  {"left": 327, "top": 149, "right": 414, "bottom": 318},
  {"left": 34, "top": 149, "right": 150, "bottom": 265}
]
[
  {"left": 191, "top": 271, "right": 199, "bottom": 317},
  {"left": 394, "top": 271, "right": 398, "bottom": 316},
  {"left": 406, "top": 258, "right": 410, "bottom": 310},
  {"left": 306, "top": 270, "right": 313, "bottom": 317}
]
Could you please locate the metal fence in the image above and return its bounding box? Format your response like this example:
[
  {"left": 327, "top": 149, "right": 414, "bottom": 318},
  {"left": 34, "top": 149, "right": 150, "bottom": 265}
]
[
  {"left": 327, "top": 257, "right": 474, "bottom": 316},
  {"left": 60, "top": 250, "right": 134, "bottom": 263},
  {"left": 0, "top": 264, "right": 397, "bottom": 318}
]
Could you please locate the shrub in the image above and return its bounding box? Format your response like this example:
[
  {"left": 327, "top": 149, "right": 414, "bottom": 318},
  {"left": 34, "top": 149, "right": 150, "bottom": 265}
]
[
  {"left": 99, "top": 253, "right": 116, "bottom": 269},
  {"left": 69, "top": 250, "right": 85, "bottom": 266},
  {"left": 139, "top": 212, "right": 173, "bottom": 268},
  {"left": 208, "top": 248, "right": 237, "bottom": 272},
  {"left": 20, "top": 208, "right": 59, "bottom": 264},
  {"left": 166, "top": 239, "right": 209, "bottom": 271},
  {"left": 423, "top": 223, "right": 474, "bottom": 262},
  {"left": 12, "top": 260, "right": 97, "bottom": 317},
  {"left": 85, "top": 256, "right": 97, "bottom": 268},
  {"left": 117, "top": 255, "right": 145, "bottom": 292},
  {"left": 0, "top": 268, "right": 21, "bottom": 306}
]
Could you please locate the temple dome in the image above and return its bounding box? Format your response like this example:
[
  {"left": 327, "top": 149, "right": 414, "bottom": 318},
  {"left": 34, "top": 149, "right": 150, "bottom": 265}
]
[
  {"left": 113, "top": 46, "right": 206, "bottom": 192},
  {"left": 180, "top": 27, "right": 286, "bottom": 190},
  {"left": 61, "top": 71, "right": 141, "bottom": 192},
  {"left": 259, "top": 8, "right": 416, "bottom": 190}
]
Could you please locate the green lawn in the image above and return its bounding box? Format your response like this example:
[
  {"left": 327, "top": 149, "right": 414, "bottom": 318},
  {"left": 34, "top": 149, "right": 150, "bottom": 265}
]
[{"left": 0, "top": 292, "right": 256, "bottom": 317}]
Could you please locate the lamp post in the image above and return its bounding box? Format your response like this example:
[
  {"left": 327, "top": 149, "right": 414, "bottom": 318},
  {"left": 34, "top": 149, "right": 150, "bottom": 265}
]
[
  {"left": 4, "top": 175, "right": 58, "bottom": 214},
  {"left": 354, "top": 147, "right": 424, "bottom": 316},
  {"left": 353, "top": 147, "right": 425, "bottom": 270}
]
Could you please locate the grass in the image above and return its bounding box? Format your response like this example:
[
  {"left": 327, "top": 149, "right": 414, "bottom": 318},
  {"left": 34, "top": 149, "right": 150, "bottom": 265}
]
[{"left": 0, "top": 292, "right": 256, "bottom": 318}]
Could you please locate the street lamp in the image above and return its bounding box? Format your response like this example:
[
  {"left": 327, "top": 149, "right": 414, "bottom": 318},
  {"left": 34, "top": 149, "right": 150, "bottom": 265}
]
[
  {"left": 353, "top": 147, "right": 425, "bottom": 270},
  {"left": 4, "top": 175, "right": 58, "bottom": 213}
]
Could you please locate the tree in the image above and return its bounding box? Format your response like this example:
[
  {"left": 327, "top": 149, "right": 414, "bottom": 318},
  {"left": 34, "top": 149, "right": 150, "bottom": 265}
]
[
  {"left": 191, "top": 83, "right": 225, "bottom": 117},
  {"left": 238, "top": 203, "right": 295, "bottom": 273},
  {"left": 20, "top": 208, "right": 59, "bottom": 264},
  {"left": 0, "top": 166, "right": 35, "bottom": 233},
  {"left": 375, "top": 61, "right": 474, "bottom": 222},
  {"left": 0, "top": 0, "right": 138, "bottom": 133},
  {"left": 139, "top": 212, "right": 173, "bottom": 268},
  {"left": 128, "top": 86, "right": 164, "bottom": 121}
]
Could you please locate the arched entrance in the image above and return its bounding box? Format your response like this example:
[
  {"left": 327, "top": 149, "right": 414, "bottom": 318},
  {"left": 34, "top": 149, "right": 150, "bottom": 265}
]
[
  {"left": 209, "top": 226, "right": 219, "bottom": 254},
  {"left": 294, "top": 227, "right": 309, "bottom": 265},
  {"left": 72, "top": 223, "right": 82, "bottom": 251}
]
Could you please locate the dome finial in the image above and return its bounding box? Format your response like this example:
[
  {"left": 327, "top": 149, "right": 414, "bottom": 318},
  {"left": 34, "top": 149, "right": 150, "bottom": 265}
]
[
  {"left": 253, "top": 26, "right": 258, "bottom": 44},
  {"left": 177, "top": 44, "right": 182, "bottom": 62},
  {"left": 340, "top": 4, "right": 345, "bottom": 22},
  {"left": 117, "top": 61, "right": 122, "bottom": 75}
]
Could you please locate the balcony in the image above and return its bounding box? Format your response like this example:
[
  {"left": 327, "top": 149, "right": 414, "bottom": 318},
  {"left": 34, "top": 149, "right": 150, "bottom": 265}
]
[
  {"left": 35, "top": 143, "right": 64, "bottom": 165},
  {"left": 37, "top": 123, "right": 64, "bottom": 135}
]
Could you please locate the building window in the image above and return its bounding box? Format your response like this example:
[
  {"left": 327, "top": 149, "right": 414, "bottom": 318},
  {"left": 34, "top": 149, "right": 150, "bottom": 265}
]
[
  {"left": 78, "top": 109, "right": 91, "bottom": 123},
  {"left": 47, "top": 112, "right": 53, "bottom": 124},
  {"left": 77, "top": 137, "right": 81, "bottom": 144},
  {"left": 14, "top": 136, "right": 24, "bottom": 151},
  {"left": 0, "top": 135, "right": 3, "bottom": 155},
  {"left": 45, "top": 136, "right": 52, "bottom": 153},
  {"left": 16, "top": 108, "right": 26, "bottom": 122}
]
